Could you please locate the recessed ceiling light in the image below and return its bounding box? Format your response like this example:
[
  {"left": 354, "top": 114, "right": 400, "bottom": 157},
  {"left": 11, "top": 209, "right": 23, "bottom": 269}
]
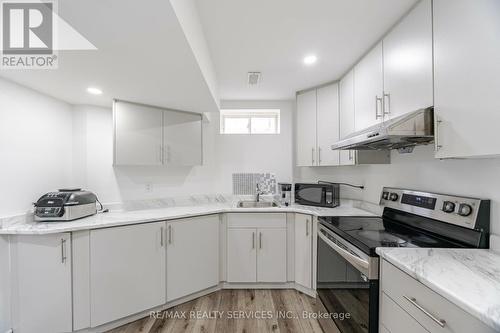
[
  {"left": 303, "top": 55, "right": 317, "bottom": 66},
  {"left": 87, "top": 87, "right": 103, "bottom": 95}
]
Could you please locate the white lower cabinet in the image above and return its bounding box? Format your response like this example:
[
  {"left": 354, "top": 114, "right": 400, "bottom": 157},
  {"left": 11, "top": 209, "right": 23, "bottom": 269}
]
[
  {"left": 294, "top": 214, "right": 312, "bottom": 288},
  {"left": 89, "top": 222, "right": 166, "bottom": 327},
  {"left": 380, "top": 293, "right": 428, "bottom": 333},
  {"left": 11, "top": 233, "right": 72, "bottom": 333},
  {"left": 166, "top": 215, "right": 219, "bottom": 301},
  {"left": 256, "top": 228, "right": 287, "bottom": 282},
  {"left": 226, "top": 213, "right": 287, "bottom": 283},
  {"left": 380, "top": 259, "right": 495, "bottom": 333},
  {"left": 227, "top": 228, "right": 257, "bottom": 282}
]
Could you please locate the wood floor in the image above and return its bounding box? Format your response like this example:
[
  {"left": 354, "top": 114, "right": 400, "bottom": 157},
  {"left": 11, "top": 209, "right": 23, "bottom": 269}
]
[{"left": 107, "top": 289, "right": 341, "bottom": 333}]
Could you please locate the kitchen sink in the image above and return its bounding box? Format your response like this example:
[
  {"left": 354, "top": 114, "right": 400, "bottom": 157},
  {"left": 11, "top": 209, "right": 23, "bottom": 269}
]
[{"left": 236, "top": 201, "right": 279, "bottom": 208}]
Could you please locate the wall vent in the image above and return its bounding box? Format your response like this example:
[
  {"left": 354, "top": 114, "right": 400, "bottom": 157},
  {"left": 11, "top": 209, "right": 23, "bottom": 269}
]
[{"left": 247, "top": 72, "right": 261, "bottom": 85}]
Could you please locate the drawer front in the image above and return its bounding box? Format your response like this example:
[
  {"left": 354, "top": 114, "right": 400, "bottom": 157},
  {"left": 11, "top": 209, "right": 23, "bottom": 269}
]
[
  {"left": 380, "top": 260, "right": 495, "bottom": 333},
  {"left": 227, "top": 213, "right": 286, "bottom": 229},
  {"left": 380, "top": 293, "right": 429, "bottom": 333}
]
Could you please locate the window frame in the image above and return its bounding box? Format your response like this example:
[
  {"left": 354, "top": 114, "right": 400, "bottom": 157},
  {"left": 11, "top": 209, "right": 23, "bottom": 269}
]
[{"left": 219, "top": 109, "right": 281, "bottom": 135}]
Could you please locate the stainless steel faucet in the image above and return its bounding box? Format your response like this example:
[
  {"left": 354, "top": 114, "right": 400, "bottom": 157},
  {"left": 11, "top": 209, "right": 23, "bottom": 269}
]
[{"left": 256, "top": 183, "right": 263, "bottom": 202}]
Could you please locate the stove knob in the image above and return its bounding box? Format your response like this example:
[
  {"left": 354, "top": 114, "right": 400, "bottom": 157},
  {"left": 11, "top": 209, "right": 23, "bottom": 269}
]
[
  {"left": 442, "top": 201, "right": 456, "bottom": 213},
  {"left": 458, "top": 203, "right": 473, "bottom": 217},
  {"left": 389, "top": 193, "right": 399, "bottom": 201},
  {"left": 382, "top": 192, "right": 389, "bottom": 200}
]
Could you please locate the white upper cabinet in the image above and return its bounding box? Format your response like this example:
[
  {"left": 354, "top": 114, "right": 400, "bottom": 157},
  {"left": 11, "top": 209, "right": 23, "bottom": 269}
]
[
  {"left": 114, "top": 100, "right": 163, "bottom": 166},
  {"left": 433, "top": 0, "right": 500, "bottom": 158},
  {"left": 354, "top": 42, "right": 384, "bottom": 131},
  {"left": 383, "top": 0, "right": 433, "bottom": 119},
  {"left": 317, "top": 84, "right": 340, "bottom": 166},
  {"left": 163, "top": 110, "right": 203, "bottom": 166},
  {"left": 296, "top": 84, "right": 340, "bottom": 167},
  {"left": 114, "top": 100, "right": 202, "bottom": 166},
  {"left": 339, "top": 70, "right": 356, "bottom": 166},
  {"left": 296, "top": 90, "right": 317, "bottom": 166}
]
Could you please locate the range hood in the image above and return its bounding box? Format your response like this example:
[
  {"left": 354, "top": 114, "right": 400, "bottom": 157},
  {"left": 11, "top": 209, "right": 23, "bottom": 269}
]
[{"left": 331, "top": 107, "right": 434, "bottom": 151}]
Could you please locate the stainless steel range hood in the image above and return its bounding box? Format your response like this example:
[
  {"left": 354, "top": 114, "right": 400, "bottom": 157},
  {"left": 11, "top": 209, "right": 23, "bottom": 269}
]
[{"left": 331, "top": 107, "right": 434, "bottom": 151}]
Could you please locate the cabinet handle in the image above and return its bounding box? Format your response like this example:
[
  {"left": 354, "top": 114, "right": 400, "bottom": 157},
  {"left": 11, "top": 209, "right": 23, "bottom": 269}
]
[
  {"left": 168, "top": 225, "right": 172, "bottom": 244},
  {"left": 160, "top": 226, "right": 164, "bottom": 247},
  {"left": 306, "top": 220, "right": 309, "bottom": 236},
  {"left": 61, "top": 238, "right": 67, "bottom": 264},
  {"left": 435, "top": 117, "right": 443, "bottom": 151},
  {"left": 383, "top": 93, "right": 391, "bottom": 116},
  {"left": 311, "top": 148, "right": 315, "bottom": 165},
  {"left": 159, "top": 145, "right": 163, "bottom": 164},
  {"left": 252, "top": 232, "right": 255, "bottom": 249},
  {"left": 259, "top": 232, "right": 263, "bottom": 249},
  {"left": 403, "top": 296, "right": 446, "bottom": 328},
  {"left": 375, "top": 96, "right": 383, "bottom": 119},
  {"left": 318, "top": 147, "right": 322, "bottom": 165}
]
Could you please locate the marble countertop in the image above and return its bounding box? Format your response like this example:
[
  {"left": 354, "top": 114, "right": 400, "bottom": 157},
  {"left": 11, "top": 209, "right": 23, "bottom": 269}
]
[
  {"left": 0, "top": 199, "right": 376, "bottom": 235},
  {"left": 376, "top": 247, "right": 500, "bottom": 331}
]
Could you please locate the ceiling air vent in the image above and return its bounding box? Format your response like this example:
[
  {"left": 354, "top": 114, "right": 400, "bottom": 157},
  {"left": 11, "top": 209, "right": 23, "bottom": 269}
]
[{"left": 247, "top": 72, "right": 261, "bottom": 85}]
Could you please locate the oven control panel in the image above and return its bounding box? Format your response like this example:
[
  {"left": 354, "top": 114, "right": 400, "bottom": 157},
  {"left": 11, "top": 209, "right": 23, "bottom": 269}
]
[{"left": 380, "top": 187, "right": 489, "bottom": 230}]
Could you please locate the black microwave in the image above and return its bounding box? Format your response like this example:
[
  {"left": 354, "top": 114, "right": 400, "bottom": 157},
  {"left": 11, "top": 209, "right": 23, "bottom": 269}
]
[{"left": 294, "top": 183, "right": 340, "bottom": 208}]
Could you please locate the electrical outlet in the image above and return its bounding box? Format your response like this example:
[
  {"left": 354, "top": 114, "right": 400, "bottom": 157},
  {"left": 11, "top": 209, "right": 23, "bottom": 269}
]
[{"left": 145, "top": 183, "right": 153, "bottom": 193}]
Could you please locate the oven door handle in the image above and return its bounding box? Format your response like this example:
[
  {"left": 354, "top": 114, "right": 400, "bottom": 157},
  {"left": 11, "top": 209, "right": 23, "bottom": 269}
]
[{"left": 318, "top": 228, "right": 369, "bottom": 271}]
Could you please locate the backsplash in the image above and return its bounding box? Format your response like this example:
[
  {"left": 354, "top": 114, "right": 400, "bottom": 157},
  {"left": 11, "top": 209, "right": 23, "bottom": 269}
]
[{"left": 232, "top": 173, "right": 277, "bottom": 195}]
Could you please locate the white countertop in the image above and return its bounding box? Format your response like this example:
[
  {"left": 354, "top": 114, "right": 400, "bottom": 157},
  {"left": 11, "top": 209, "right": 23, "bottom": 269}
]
[
  {"left": 376, "top": 247, "right": 500, "bottom": 331},
  {"left": 0, "top": 200, "right": 376, "bottom": 235}
]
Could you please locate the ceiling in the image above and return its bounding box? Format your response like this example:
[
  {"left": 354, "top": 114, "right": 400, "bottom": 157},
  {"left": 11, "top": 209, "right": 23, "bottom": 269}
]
[
  {"left": 0, "top": 0, "right": 219, "bottom": 113},
  {"left": 196, "top": 0, "right": 419, "bottom": 100},
  {"left": 0, "top": 0, "right": 419, "bottom": 109}
]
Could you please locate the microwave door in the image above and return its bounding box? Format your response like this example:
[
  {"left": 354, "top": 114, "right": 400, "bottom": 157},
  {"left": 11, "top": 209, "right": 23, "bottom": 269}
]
[{"left": 297, "top": 187, "right": 323, "bottom": 205}]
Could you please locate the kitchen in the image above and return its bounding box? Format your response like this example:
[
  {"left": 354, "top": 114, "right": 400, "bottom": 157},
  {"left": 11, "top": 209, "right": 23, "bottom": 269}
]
[{"left": 1, "top": 0, "right": 500, "bottom": 332}]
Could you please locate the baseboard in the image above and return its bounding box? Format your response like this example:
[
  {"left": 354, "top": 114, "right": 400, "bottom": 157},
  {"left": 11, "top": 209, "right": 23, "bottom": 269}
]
[{"left": 222, "top": 282, "right": 293, "bottom": 289}]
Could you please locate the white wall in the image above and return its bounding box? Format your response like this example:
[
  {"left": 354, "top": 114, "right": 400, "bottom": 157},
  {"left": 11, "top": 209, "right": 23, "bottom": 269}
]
[
  {"left": 296, "top": 145, "right": 500, "bottom": 236},
  {"left": 72, "top": 100, "right": 293, "bottom": 203},
  {"left": 0, "top": 78, "right": 74, "bottom": 216},
  {"left": 214, "top": 100, "right": 294, "bottom": 192}
]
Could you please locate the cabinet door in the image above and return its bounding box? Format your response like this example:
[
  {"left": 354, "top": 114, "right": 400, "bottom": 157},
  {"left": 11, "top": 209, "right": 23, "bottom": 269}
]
[
  {"left": 354, "top": 42, "right": 384, "bottom": 131},
  {"left": 257, "top": 228, "right": 287, "bottom": 283},
  {"left": 339, "top": 70, "right": 356, "bottom": 166},
  {"left": 12, "top": 233, "right": 72, "bottom": 333},
  {"left": 294, "top": 214, "right": 312, "bottom": 288},
  {"left": 90, "top": 222, "right": 166, "bottom": 327},
  {"left": 166, "top": 215, "right": 219, "bottom": 301},
  {"left": 296, "top": 90, "right": 317, "bottom": 166},
  {"left": 114, "top": 100, "right": 163, "bottom": 166},
  {"left": 383, "top": 0, "right": 433, "bottom": 119},
  {"left": 163, "top": 110, "right": 202, "bottom": 166},
  {"left": 380, "top": 293, "right": 429, "bottom": 333},
  {"left": 317, "top": 84, "right": 340, "bottom": 166},
  {"left": 227, "top": 228, "right": 257, "bottom": 282},
  {"left": 434, "top": 0, "right": 500, "bottom": 158}
]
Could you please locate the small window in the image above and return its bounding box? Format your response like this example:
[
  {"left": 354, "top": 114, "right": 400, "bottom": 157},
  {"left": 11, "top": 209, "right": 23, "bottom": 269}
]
[{"left": 220, "top": 109, "right": 280, "bottom": 134}]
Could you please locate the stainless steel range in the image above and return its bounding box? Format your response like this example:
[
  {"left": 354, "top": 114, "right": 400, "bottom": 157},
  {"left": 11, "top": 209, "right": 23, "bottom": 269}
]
[{"left": 317, "top": 187, "right": 490, "bottom": 333}]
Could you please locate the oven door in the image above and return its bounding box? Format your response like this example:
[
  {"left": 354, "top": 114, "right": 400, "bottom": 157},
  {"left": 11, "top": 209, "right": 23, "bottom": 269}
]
[{"left": 317, "top": 225, "right": 379, "bottom": 333}]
